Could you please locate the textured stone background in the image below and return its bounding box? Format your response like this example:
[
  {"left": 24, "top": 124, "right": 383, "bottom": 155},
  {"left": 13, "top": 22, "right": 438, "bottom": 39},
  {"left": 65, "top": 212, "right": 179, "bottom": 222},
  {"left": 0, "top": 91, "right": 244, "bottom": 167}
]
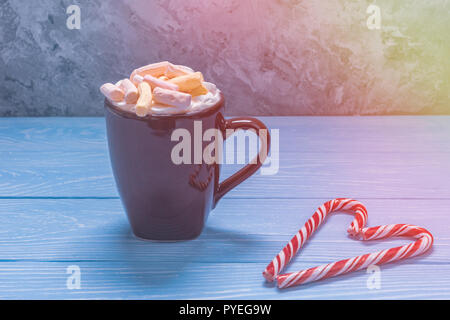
[{"left": 0, "top": 0, "right": 449, "bottom": 116}]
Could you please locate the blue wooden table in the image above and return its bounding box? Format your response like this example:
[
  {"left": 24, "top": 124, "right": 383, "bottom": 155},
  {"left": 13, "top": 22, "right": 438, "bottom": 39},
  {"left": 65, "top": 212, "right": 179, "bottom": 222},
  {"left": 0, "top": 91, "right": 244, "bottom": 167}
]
[{"left": 0, "top": 116, "right": 449, "bottom": 299}]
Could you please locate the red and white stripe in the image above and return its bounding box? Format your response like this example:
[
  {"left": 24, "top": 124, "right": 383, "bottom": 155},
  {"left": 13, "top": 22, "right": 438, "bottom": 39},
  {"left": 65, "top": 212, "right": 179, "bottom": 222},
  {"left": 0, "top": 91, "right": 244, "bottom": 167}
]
[
  {"left": 263, "top": 198, "right": 368, "bottom": 282},
  {"left": 276, "top": 223, "right": 433, "bottom": 288}
]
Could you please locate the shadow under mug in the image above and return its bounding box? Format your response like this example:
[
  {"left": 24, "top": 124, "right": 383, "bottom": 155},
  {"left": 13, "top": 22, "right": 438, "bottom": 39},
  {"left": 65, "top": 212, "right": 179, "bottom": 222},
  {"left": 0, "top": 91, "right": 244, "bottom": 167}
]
[{"left": 104, "top": 94, "right": 270, "bottom": 240}]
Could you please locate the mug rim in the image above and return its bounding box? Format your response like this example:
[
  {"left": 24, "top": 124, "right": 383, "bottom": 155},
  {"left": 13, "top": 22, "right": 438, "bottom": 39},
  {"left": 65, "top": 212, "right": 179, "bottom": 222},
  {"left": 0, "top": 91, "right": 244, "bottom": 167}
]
[{"left": 104, "top": 92, "right": 225, "bottom": 120}]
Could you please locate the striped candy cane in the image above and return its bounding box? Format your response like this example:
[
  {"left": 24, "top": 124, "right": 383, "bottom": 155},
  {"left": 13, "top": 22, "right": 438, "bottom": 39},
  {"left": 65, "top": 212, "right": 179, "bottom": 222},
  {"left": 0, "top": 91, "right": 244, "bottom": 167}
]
[
  {"left": 277, "top": 224, "right": 433, "bottom": 288},
  {"left": 263, "top": 198, "right": 368, "bottom": 282}
]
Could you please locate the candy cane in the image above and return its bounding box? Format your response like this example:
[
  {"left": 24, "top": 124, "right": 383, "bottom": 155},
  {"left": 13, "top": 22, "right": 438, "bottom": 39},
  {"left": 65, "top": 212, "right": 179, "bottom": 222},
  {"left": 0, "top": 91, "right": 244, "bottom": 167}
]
[
  {"left": 277, "top": 224, "right": 433, "bottom": 288},
  {"left": 263, "top": 198, "right": 368, "bottom": 282}
]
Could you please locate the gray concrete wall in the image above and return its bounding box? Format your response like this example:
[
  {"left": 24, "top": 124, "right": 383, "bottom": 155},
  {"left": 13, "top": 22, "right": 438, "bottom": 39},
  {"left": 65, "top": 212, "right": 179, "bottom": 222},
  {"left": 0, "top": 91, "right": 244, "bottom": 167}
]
[{"left": 1, "top": 0, "right": 449, "bottom": 116}]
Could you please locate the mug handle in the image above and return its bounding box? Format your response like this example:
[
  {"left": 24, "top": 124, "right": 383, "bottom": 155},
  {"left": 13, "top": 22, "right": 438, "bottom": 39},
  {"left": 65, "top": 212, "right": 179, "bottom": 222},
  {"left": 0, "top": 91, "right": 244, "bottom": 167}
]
[{"left": 214, "top": 117, "right": 271, "bottom": 206}]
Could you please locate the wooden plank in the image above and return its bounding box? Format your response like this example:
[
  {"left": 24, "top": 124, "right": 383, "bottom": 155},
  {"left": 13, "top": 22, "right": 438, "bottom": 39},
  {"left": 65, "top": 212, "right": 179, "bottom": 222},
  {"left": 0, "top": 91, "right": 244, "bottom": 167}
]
[
  {"left": 1, "top": 117, "right": 449, "bottom": 299},
  {"left": 1, "top": 117, "right": 449, "bottom": 153},
  {"left": 0, "top": 261, "right": 448, "bottom": 299},
  {"left": 1, "top": 116, "right": 449, "bottom": 198},
  {"left": 1, "top": 149, "right": 449, "bottom": 198},
  {"left": 0, "top": 151, "right": 118, "bottom": 198},
  {"left": 0, "top": 118, "right": 106, "bottom": 152},
  {"left": 0, "top": 199, "right": 446, "bottom": 264}
]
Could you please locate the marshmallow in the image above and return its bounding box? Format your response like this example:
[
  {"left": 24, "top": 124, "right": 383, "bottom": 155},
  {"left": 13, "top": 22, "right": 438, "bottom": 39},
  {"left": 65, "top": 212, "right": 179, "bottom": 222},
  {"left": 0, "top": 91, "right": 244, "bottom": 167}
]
[
  {"left": 135, "top": 82, "right": 152, "bottom": 117},
  {"left": 130, "top": 61, "right": 170, "bottom": 81},
  {"left": 119, "top": 78, "right": 139, "bottom": 104},
  {"left": 143, "top": 74, "right": 179, "bottom": 91},
  {"left": 189, "top": 84, "right": 208, "bottom": 97},
  {"left": 158, "top": 75, "right": 169, "bottom": 81},
  {"left": 168, "top": 72, "right": 204, "bottom": 92},
  {"left": 165, "top": 64, "right": 194, "bottom": 78},
  {"left": 100, "top": 83, "right": 125, "bottom": 102},
  {"left": 152, "top": 87, "right": 191, "bottom": 109},
  {"left": 132, "top": 74, "right": 144, "bottom": 86}
]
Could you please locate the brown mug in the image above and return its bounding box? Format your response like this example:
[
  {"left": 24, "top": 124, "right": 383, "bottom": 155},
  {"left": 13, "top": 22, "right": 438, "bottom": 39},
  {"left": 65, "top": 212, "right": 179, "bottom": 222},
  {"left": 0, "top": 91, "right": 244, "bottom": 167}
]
[{"left": 104, "top": 94, "right": 270, "bottom": 240}]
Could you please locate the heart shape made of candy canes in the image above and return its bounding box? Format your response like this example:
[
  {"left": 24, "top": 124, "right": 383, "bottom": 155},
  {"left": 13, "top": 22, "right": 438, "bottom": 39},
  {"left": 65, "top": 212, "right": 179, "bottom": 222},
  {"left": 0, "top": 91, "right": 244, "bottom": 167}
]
[{"left": 263, "top": 198, "right": 434, "bottom": 288}]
